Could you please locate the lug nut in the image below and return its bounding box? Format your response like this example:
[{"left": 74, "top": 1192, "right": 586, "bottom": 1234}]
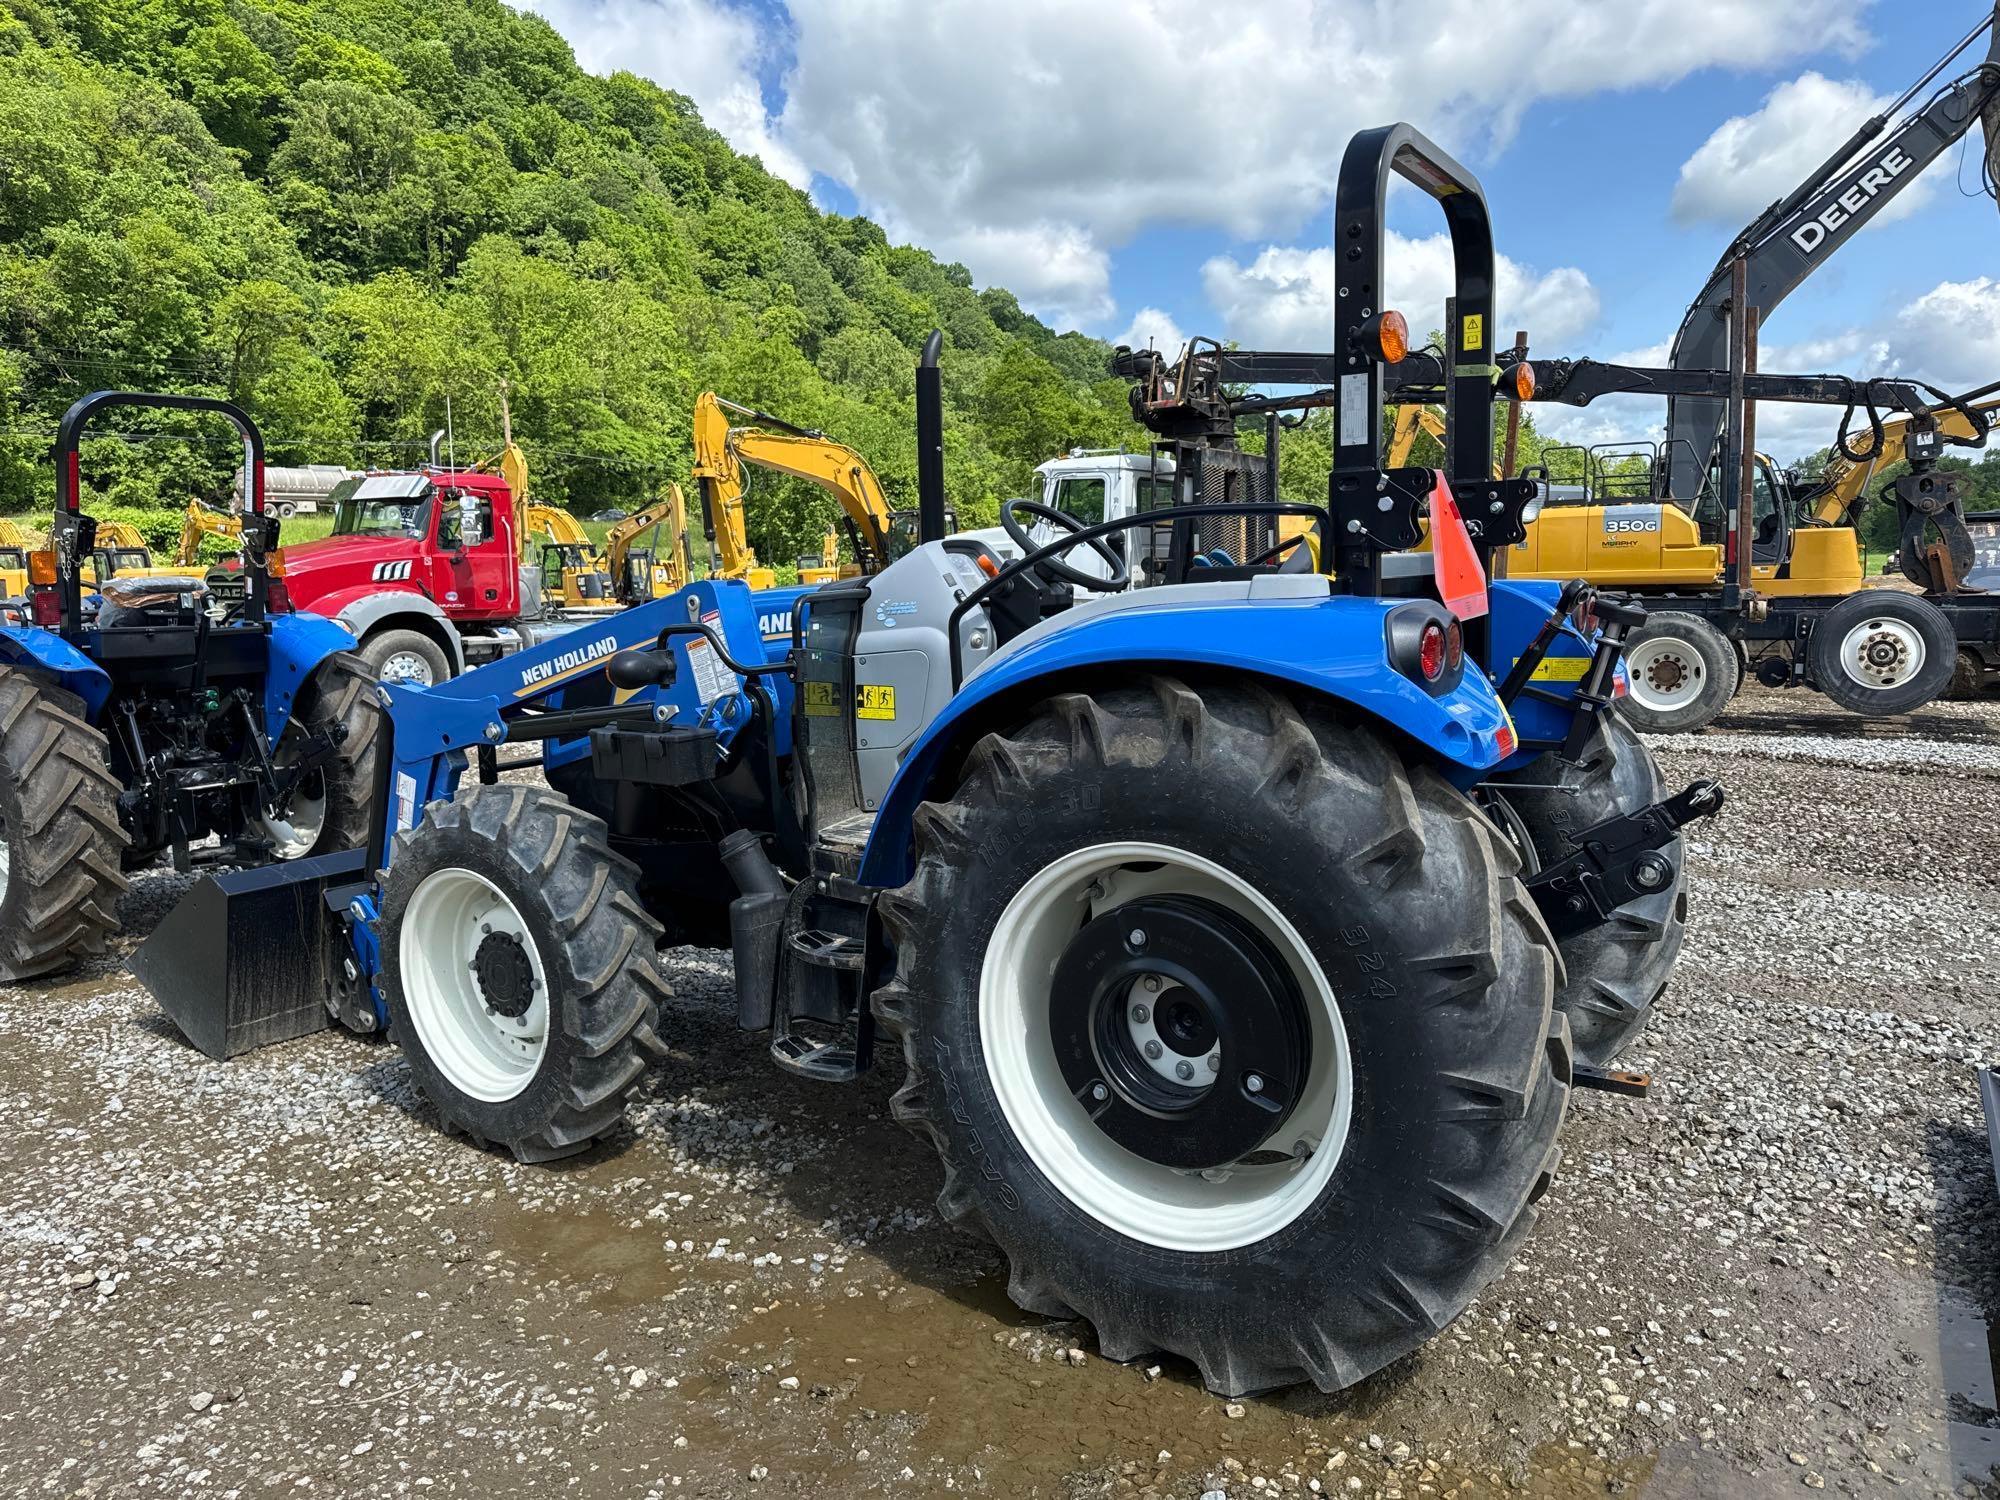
[
  {"left": 1128, "top": 928, "right": 1148, "bottom": 948},
  {"left": 1131, "top": 1004, "right": 1150, "bottom": 1024},
  {"left": 1245, "top": 1073, "right": 1265, "bottom": 1094},
  {"left": 1143, "top": 1040, "right": 1163, "bottom": 1060},
  {"left": 1142, "top": 975, "right": 1161, "bottom": 993},
  {"left": 1207, "top": 1054, "right": 1221, "bottom": 1074},
  {"left": 1175, "top": 1060, "right": 1195, "bottom": 1081},
  {"left": 1090, "top": 1082, "right": 1109, "bottom": 1102}
]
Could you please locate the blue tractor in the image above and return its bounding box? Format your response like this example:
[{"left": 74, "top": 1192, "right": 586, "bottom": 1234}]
[
  {"left": 0, "top": 392, "right": 379, "bottom": 982},
  {"left": 138, "top": 126, "right": 1719, "bottom": 1395}
]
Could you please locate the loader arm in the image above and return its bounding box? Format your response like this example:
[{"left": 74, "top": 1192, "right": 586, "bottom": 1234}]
[
  {"left": 691, "top": 391, "right": 899, "bottom": 582},
  {"left": 1665, "top": 5, "right": 2000, "bottom": 496}
]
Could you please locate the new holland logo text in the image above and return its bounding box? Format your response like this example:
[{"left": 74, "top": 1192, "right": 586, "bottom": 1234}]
[
  {"left": 1789, "top": 146, "right": 1915, "bottom": 254},
  {"left": 371, "top": 560, "right": 414, "bottom": 582},
  {"left": 520, "top": 635, "right": 620, "bottom": 688}
]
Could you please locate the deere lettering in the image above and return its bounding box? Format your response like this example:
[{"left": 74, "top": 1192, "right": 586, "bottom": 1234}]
[
  {"left": 520, "top": 635, "right": 621, "bottom": 688},
  {"left": 1789, "top": 146, "right": 1915, "bottom": 253}
]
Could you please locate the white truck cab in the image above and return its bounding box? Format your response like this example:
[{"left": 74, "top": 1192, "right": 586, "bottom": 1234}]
[{"left": 962, "top": 449, "right": 1176, "bottom": 581}]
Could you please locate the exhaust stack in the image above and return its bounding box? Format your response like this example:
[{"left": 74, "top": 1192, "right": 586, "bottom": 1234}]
[{"left": 916, "top": 330, "right": 946, "bottom": 543}]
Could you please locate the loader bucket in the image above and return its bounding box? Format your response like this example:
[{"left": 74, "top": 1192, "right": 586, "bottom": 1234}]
[{"left": 130, "top": 848, "right": 368, "bottom": 1059}]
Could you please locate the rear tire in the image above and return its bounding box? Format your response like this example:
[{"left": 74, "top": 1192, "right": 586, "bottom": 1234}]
[
  {"left": 0, "top": 670, "right": 129, "bottom": 981},
  {"left": 379, "top": 784, "right": 671, "bottom": 1162},
  {"left": 1490, "top": 714, "right": 1685, "bottom": 1064},
  {"left": 1806, "top": 589, "right": 1954, "bottom": 716},
  {"left": 1617, "top": 611, "right": 1735, "bottom": 733},
  {"left": 874, "top": 677, "right": 1569, "bottom": 1396},
  {"left": 254, "top": 651, "right": 382, "bottom": 859},
  {"left": 359, "top": 628, "right": 452, "bottom": 687}
]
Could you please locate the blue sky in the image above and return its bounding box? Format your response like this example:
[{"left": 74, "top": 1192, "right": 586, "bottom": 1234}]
[{"left": 523, "top": 0, "right": 2000, "bottom": 457}]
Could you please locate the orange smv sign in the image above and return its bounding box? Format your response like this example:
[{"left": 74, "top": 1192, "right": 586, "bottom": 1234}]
[{"left": 1428, "top": 472, "right": 1488, "bottom": 621}]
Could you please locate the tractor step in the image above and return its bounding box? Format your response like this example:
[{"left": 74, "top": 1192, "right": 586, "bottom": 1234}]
[
  {"left": 788, "top": 927, "right": 864, "bottom": 971},
  {"left": 769, "top": 1032, "right": 860, "bottom": 1082}
]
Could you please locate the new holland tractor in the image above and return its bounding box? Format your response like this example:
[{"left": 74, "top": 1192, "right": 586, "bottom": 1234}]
[
  {"left": 136, "top": 126, "right": 1720, "bottom": 1397},
  {"left": 0, "top": 392, "right": 380, "bottom": 981}
]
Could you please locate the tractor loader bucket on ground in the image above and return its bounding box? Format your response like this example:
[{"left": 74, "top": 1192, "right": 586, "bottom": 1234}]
[{"left": 131, "top": 848, "right": 368, "bottom": 1059}]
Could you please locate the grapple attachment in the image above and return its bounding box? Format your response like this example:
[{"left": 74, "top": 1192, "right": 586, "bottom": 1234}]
[{"left": 130, "top": 848, "right": 367, "bottom": 1059}]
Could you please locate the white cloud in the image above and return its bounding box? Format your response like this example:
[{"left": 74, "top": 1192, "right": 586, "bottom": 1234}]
[
  {"left": 1113, "top": 306, "right": 1186, "bottom": 353},
  {"left": 1200, "top": 232, "right": 1601, "bottom": 351},
  {"left": 926, "top": 222, "right": 1114, "bottom": 330},
  {"left": 520, "top": 0, "right": 812, "bottom": 188},
  {"left": 1671, "top": 72, "right": 1932, "bottom": 228},
  {"left": 526, "top": 0, "right": 1876, "bottom": 332}
]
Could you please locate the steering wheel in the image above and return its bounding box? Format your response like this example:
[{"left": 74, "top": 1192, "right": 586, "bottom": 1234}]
[{"left": 1000, "top": 498, "right": 1129, "bottom": 592}]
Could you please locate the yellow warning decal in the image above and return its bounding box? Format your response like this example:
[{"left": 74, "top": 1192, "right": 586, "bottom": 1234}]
[
  {"left": 1513, "top": 656, "right": 1591, "bottom": 682},
  {"left": 856, "top": 683, "right": 896, "bottom": 720},
  {"left": 802, "top": 680, "right": 840, "bottom": 717},
  {"left": 1461, "top": 313, "right": 1484, "bottom": 351}
]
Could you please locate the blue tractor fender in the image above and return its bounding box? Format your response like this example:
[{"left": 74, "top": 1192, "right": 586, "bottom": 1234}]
[
  {"left": 262, "top": 610, "right": 363, "bottom": 747},
  {"left": 0, "top": 624, "right": 111, "bottom": 718},
  {"left": 854, "top": 588, "right": 1518, "bottom": 890}
]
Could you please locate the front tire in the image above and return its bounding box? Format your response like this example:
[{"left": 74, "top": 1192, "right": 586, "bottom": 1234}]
[
  {"left": 1618, "top": 611, "right": 1736, "bottom": 733},
  {"left": 379, "top": 785, "right": 671, "bottom": 1162},
  {"left": 1489, "top": 714, "right": 1685, "bottom": 1064},
  {"left": 1807, "top": 590, "right": 1954, "bottom": 716},
  {"left": 0, "top": 670, "right": 128, "bottom": 981},
  {"left": 874, "top": 677, "right": 1570, "bottom": 1396}
]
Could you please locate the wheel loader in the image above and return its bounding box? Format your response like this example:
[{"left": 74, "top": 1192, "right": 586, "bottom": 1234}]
[{"left": 134, "top": 124, "right": 1720, "bottom": 1398}]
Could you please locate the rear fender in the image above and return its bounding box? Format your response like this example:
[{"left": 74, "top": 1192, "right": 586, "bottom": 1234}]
[
  {"left": 854, "top": 587, "right": 1516, "bottom": 889},
  {"left": 263, "top": 610, "right": 361, "bottom": 745},
  {"left": 0, "top": 624, "right": 112, "bottom": 717}
]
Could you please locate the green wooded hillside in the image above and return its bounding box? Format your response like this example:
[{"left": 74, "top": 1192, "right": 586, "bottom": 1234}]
[{"left": 0, "top": 0, "right": 1146, "bottom": 561}]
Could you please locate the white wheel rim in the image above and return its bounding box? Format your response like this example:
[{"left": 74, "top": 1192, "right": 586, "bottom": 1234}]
[
  {"left": 0, "top": 822, "right": 10, "bottom": 888},
  {"left": 979, "top": 840, "right": 1351, "bottom": 1253},
  {"left": 1838, "top": 616, "right": 1926, "bottom": 689},
  {"left": 378, "top": 650, "right": 436, "bottom": 686},
  {"left": 1625, "top": 636, "right": 1705, "bottom": 711},
  {"left": 255, "top": 770, "right": 327, "bottom": 859},
  {"left": 400, "top": 869, "right": 550, "bottom": 1102}
]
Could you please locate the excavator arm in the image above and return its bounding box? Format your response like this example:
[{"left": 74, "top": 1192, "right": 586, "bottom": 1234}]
[
  {"left": 177, "top": 501, "right": 241, "bottom": 566},
  {"left": 1808, "top": 396, "right": 2000, "bottom": 524},
  {"left": 603, "top": 483, "right": 695, "bottom": 602},
  {"left": 1665, "top": 5, "right": 2000, "bottom": 495},
  {"left": 691, "top": 392, "right": 898, "bottom": 583}
]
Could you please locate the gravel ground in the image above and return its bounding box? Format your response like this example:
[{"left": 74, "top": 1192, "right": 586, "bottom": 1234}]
[{"left": 5, "top": 687, "right": 2000, "bottom": 1499}]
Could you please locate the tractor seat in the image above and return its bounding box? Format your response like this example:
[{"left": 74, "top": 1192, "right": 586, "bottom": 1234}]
[{"left": 97, "top": 574, "right": 209, "bottom": 629}]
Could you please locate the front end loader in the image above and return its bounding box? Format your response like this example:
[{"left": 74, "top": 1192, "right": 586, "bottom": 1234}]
[{"left": 135, "top": 124, "right": 1720, "bottom": 1398}]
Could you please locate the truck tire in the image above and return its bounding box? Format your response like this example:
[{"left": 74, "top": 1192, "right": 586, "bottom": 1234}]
[
  {"left": 1488, "top": 714, "right": 1684, "bottom": 1065},
  {"left": 1616, "top": 611, "right": 1736, "bottom": 733},
  {"left": 873, "top": 677, "right": 1569, "bottom": 1397},
  {"left": 1806, "top": 590, "right": 1955, "bottom": 716},
  {"left": 252, "top": 651, "right": 382, "bottom": 859},
  {"left": 378, "top": 784, "right": 671, "bottom": 1162},
  {"left": 0, "top": 669, "right": 129, "bottom": 981},
  {"left": 359, "top": 628, "right": 452, "bottom": 687}
]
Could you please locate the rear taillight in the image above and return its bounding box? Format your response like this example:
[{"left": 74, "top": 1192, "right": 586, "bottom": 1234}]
[
  {"left": 1418, "top": 622, "right": 1446, "bottom": 681},
  {"left": 266, "top": 577, "right": 292, "bottom": 613},
  {"left": 29, "top": 588, "right": 60, "bottom": 627}
]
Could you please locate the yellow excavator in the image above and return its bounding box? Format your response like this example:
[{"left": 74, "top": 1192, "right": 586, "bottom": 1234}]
[
  {"left": 177, "top": 500, "right": 243, "bottom": 566},
  {"left": 524, "top": 502, "right": 614, "bottom": 608},
  {"left": 0, "top": 518, "right": 35, "bottom": 599},
  {"left": 603, "top": 483, "right": 697, "bottom": 603},
  {"left": 798, "top": 523, "right": 842, "bottom": 585},
  {"left": 690, "top": 391, "right": 902, "bottom": 591},
  {"left": 1387, "top": 404, "right": 1502, "bottom": 477}
]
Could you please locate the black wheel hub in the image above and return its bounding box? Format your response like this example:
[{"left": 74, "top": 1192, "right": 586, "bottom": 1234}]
[
  {"left": 1049, "top": 894, "right": 1309, "bottom": 1170},
  {"left": 473, "top": 930, "right": 536, "bottom": 1018}
]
